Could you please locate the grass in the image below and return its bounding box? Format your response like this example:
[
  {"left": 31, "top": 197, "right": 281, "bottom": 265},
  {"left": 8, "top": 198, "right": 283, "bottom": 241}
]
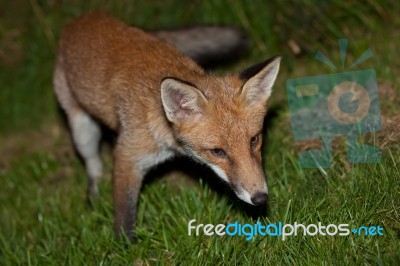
[{"left": 1, "top": 0, "right": 400, "bottom": 265}]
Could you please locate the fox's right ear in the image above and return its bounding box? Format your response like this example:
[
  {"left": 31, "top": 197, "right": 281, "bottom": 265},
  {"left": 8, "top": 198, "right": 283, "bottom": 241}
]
[{"left": 161, "top": 78, "right": 208, "bottom": 124}]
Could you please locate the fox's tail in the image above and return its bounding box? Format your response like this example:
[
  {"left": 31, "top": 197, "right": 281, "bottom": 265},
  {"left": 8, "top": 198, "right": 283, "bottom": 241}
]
[{"left": 149, "top": 26, "right": 248, "bottom": 67}]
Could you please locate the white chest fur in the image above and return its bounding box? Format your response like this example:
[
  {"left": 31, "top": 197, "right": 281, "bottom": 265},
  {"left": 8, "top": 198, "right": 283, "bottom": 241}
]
[{"left": 136, "top": 148, "right": 176, "bottom": 176}]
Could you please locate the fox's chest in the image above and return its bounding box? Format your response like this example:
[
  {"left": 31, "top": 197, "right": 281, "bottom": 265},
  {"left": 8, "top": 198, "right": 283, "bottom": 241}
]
[{"left": 136, "top": 148, "right": 176, "bottom": 176}]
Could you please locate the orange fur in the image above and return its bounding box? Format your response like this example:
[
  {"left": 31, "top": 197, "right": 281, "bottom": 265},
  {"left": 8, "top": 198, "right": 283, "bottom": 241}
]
[{"left": 54, "top": 13, "right": 280, "bottom": 242}]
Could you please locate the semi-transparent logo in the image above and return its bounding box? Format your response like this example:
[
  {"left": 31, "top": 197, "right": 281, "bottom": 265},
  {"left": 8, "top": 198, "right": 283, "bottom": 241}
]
[{"left": 286, "top": 39, "right": 381, "bottom": 168}]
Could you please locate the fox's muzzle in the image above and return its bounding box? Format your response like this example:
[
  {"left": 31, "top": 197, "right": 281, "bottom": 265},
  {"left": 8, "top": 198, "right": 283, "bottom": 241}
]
[{"left": 231, "top": 176, "right": 268, "bottom": 206}]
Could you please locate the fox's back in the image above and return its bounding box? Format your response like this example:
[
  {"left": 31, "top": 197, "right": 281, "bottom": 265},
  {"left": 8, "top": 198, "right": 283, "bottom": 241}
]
[{"left": 57, "top": 13, "right": 204, "bottom": 129}]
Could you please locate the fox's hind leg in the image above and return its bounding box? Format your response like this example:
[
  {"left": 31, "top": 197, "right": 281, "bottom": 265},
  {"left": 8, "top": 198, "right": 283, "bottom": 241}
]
[
  {"left": 53, "top": 60, "right": 103, "bottom": 197},
  {"left": 69, "top": 112, "right": 103, "bottom": 197}
]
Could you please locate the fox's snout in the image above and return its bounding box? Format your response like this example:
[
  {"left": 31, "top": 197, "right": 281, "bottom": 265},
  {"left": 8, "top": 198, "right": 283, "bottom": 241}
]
[
  {"left": 230, "top": 169, "right": 268, "bottom": 205},
  {"left": 234, "top": 186, "right": 268, "bottom": 205}
]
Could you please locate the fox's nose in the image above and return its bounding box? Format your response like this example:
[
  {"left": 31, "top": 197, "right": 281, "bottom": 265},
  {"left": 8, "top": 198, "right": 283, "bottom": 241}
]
[{"left": 251, "top": 192, "right": 268, "bottom": 205}]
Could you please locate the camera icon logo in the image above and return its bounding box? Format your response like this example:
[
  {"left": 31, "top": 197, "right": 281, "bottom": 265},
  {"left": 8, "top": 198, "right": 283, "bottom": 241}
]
[
  {"left": 328, "top": 81, "right": 370, "bottom": 124},
  {"left": 286, "top": 39, "right": 381, "bottom": 168}
]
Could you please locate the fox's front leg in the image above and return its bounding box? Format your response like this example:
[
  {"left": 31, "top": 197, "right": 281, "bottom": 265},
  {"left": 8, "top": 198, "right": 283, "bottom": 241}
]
[{"left": 113, "top": 139, "right": 143, "bottom": 243}]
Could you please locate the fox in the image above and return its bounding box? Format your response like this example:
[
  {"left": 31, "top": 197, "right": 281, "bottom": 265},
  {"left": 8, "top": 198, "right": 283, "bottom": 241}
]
[{"left": 53, "top": 13, "right": 280, "bottom": 242}]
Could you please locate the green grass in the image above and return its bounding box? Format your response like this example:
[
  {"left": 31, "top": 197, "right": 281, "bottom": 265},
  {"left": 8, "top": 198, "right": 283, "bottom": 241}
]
[{"left": 1, "top": 0, "right": 400, "bottom": 265}]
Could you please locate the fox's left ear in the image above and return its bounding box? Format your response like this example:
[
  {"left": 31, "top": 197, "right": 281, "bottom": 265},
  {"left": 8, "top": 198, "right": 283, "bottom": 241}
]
[{"left": 239, "top": 56, "right": 281, "bottom": 107}]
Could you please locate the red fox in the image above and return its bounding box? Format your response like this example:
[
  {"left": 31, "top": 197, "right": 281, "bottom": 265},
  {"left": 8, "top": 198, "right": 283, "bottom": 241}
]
[{"left": 53, "top": 13, "right": 280, "bottom": 242}]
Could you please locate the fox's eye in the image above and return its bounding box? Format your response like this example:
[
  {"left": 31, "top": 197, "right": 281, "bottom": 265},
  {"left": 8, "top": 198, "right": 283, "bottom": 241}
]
[
  {"left": 250, "top": 134, "right": 260, "bottom": 148},
  {"left": 210, "top": 148, "right": 227, "bottom": 158}
]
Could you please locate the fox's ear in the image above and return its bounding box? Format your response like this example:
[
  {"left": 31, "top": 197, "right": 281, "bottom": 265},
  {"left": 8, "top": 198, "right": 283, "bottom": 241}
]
[
  {"left": 239, "top": 56, "right": 281, "bottom": 107},
  {"left": 161, "top": 78, "right": 207, "bottom": 124}
]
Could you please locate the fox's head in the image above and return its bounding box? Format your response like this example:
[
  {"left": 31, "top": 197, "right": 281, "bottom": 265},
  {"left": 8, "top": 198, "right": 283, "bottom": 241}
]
[{"left": 161, "top": 56, "right": 280, "bottom": 205}]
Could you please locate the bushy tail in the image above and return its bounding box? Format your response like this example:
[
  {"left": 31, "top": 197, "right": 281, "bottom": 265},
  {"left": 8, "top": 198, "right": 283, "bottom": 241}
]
[{"left": 149, "top": 26, "right": 248, "bottom": 67}]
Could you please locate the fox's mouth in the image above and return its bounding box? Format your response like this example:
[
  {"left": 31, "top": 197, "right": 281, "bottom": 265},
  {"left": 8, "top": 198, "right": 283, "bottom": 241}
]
[{"left": 231, "top": 183, "right": 268, "bottom": 206}]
